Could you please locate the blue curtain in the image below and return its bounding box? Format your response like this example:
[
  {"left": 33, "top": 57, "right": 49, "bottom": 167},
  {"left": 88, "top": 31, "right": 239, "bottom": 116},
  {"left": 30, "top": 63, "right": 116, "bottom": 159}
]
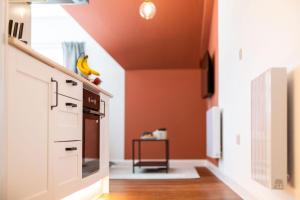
[{"left": 62, "top": 42, "right": 85, "bottom": 74}]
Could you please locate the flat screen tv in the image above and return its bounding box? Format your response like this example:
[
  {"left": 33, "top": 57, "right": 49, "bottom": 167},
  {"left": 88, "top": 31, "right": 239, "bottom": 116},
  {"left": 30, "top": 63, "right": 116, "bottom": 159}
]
[{"left": 200, "top": 52, "right": 214, "bottom": 98}]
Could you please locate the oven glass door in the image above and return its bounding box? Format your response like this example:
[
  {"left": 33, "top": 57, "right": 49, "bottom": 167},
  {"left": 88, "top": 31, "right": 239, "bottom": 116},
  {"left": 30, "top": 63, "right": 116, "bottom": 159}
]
[{"left": 82, "top": 112, "right": 100, "bottom": 178}]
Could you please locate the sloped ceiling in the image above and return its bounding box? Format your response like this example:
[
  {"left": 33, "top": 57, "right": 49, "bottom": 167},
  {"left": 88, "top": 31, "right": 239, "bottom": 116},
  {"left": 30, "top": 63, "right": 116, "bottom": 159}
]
[{"left": 64, "top": 0, "right": 213, "bottom": 70}]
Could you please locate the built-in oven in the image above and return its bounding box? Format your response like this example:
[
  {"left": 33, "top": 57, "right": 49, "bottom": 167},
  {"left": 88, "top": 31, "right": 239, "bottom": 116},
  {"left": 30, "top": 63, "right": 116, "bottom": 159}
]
[{"left": 82, "top": 89, "right": 101, "bottom": 178}]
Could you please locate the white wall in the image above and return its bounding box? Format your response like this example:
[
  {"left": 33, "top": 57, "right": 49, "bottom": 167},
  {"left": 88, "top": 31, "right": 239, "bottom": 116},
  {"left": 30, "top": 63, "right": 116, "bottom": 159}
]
[
  {"left": 0, "top": 0, "right": 7, "bottom": 199},
  {"left": 218, "top": 0, "right": 300, "bottom": 199},
  {"left": 31, "top": 5, "right": 125, "bottom": 161},
  {"left": 8, "top": 3, "right": 31, "bottom": 44}
]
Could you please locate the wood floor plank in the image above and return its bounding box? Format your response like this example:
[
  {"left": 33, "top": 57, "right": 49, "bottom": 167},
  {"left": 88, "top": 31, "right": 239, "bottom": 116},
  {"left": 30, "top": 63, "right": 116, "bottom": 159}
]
[{"left": 103, "top": 167, "right": 242, "bottom": 200}]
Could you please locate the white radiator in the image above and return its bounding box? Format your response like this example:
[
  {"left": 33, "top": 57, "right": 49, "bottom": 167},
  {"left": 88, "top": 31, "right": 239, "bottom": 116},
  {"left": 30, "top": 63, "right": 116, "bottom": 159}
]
[
  {"left": 206, "top": 107, "right": 221, "bottom": 158},
  {"left": 251, "top": 68, "right": 287, "bottom": 189}
]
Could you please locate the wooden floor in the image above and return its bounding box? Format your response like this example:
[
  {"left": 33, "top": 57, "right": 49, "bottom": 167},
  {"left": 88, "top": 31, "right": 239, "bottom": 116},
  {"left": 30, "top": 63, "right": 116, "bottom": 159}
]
[{"left": 102, "top": 167, "right": 241, "bottom": 200}]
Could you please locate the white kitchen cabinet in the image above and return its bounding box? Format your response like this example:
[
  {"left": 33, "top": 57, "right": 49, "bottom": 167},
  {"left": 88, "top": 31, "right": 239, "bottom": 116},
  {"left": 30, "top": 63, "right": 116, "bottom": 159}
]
[
  {"left": 53, "top": 141, "right": 82, "bottom": 199},
  {"left": 53, "top": 71, "right": 83, "bottom": 101},
  {"left": 6, "top": 45, "right": 84, "bottom": 200},
  {"left": 5, "top": 40, "right": 112, "bottom": 200},
  {"left": 100, "top": 93, "right": 110, "bottom": 178},
  {"left": 51, "top": 71, "right": 83, "bottom": 198},
  {"left": 7, "top": 46, "right": 54, "bottom": 200},
  {"left": 52, "top": 94, "right": 82, "bottom": 142}
]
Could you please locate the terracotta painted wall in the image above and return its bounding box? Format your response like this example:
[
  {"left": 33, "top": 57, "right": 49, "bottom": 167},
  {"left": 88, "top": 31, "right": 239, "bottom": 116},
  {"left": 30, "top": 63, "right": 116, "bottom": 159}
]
[
  {"left": 206, "top": 0, "right": 219, "bottom": 165},
  {"left": 125, "top": 69, "right": 207, "bottom": 159}
]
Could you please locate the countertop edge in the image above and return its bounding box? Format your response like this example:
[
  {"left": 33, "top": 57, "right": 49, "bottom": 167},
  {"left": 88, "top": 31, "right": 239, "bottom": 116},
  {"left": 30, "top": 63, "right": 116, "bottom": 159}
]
[{"left": 8, "top": 37, "right": 113, "bottom": 98}]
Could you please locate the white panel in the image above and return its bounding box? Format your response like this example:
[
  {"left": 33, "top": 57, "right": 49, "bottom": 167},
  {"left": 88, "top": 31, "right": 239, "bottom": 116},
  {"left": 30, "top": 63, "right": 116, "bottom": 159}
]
[
  {"left": 7, "top": 46, "right": 53, "bottom": 200},
  {"left": 53, "top": 70, "right": 83, "bottom": 101},
  {"left": 251, "top": 68, "right": 287, "bottom": 189},
  {"left": 206, "top": 107, "right": 221, "bottom": 158},
  {"left": 53, "top": 94, "right": 82, "bottom": 142},
  {"left": 0, "top": 0, "right": 7, "bottom": 199},
  {"left": 100, "top": 93, "right": 110, "bottom": 179},
  {"left": 53, "top": 141, "right": 82, "bottom": 199}
]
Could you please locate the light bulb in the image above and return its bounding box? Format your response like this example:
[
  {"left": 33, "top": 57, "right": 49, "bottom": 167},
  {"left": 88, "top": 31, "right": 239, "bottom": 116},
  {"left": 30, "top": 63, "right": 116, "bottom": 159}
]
[
  {"left": 16, "top": 7, "right": 26, "bottom": 19},
  {"left": 139, "top": 1, "right": 156, "bottom": 20}
]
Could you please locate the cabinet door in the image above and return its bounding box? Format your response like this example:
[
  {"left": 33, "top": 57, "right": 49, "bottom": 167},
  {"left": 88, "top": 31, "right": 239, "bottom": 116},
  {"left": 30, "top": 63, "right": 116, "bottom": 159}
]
[
  {"left": 7, "top": 46, "right": 53, "bottom": 200},
  {"left": 52, "top": 94, "right": 82, "bottom": 142},
  {"left": 53, "top": 141, "right": 82, "bottom": 199},
  {"left": 100, "top": 94, "right": 110, "bottom": 177}
]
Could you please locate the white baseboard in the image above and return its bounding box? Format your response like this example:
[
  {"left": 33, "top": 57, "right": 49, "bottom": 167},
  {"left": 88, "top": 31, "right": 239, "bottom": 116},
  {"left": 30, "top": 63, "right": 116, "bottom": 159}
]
[
  {"left": 169, "top": 159, "right": 207, "bottom": 167},
  {"left": 111, "top": 159, "right": 207, "bottom": 168},
  {"left": 205, "top": 161, "right": 256, "bottom": 200}
]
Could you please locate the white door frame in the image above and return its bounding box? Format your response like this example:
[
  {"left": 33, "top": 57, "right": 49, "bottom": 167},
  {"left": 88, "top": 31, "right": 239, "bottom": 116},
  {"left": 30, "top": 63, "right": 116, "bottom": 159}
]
[{"left": 0, "top": 0, "right": 7, "bottom": 199}]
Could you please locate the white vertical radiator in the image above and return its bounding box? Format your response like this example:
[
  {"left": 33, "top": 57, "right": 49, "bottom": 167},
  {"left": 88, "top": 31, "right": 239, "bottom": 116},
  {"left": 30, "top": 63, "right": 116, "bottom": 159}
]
[
  {"left": 206, "top": 107, "right": 221, "bottom": 159},
  {"left": 251, "top": 68, "right": 287, "bottom": 189}
]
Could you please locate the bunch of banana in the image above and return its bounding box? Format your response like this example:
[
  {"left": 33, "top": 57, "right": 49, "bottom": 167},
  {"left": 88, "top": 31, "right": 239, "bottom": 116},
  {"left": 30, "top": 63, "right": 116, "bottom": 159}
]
[{"left": 76, "top": 55, "right": 100, "bottom": 78}]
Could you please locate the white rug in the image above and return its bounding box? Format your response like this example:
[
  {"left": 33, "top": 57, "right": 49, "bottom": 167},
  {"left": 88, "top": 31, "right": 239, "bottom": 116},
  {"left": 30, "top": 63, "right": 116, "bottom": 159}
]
[{"left": 110, "top": 166, "right": 200, "bottom": 180}]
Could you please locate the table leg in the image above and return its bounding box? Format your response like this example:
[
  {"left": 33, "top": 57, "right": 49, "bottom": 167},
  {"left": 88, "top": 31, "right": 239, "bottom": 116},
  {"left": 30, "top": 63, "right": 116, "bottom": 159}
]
[
  {"left": 132, "top": 140, "right": 135, "bottom": 173},
  {"left": 138, "top": 140, "right": 141, "bottom": 168},
  {"left": 166, "top": 140, "right": 169, "bottom": 173}
]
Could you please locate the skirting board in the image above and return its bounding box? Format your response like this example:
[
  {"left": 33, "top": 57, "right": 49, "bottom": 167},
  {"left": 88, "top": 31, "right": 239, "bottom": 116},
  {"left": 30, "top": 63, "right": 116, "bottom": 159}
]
[
  {"left": 111, "top": 159, "right": 207, "bottom": 168},
  {"left": 206, "top": 161, "right": 256, "bottom": 200},
  {"left": 112, "top": 159, "right": 255, "bottom": 200}
]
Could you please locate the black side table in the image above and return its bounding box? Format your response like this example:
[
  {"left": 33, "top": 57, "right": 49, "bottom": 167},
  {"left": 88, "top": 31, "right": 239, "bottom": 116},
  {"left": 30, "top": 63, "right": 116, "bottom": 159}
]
[{"left": 132, "top": 139, "right": 169, "bottom": 173}]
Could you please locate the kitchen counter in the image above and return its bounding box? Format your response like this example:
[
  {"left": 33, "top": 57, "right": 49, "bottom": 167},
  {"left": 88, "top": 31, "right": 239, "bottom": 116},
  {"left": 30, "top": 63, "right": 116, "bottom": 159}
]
[
  {"left": 6, "top": 36, "right": 112, "bottom": 199},
  {"left": 8, "top": 37, "right": 113, "bottom": 97}
]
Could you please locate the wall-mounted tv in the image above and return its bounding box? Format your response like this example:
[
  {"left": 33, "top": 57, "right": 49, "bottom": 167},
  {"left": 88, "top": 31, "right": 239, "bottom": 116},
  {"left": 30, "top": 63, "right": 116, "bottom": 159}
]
[{"left": 200, "top": 51, "right": 214, "bottom": 98}]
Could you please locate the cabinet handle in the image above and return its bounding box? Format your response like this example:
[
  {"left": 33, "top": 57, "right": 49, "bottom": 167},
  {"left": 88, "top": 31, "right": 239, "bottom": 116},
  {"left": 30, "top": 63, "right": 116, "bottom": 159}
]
[
  {"left": 65, "top": 103, "right": 77, "bottom": 108},
  {"left": 100, "top": 99, "right": 106, "bottom": 119},
  {"left": 51, "top": 78, "right": 58, "bottom": 110},
  {"left": 66, "top": 79, "right": 78, "bottom": 86},
  {"left": 65, "top": 147, "right": 77, "bottom": 151}
]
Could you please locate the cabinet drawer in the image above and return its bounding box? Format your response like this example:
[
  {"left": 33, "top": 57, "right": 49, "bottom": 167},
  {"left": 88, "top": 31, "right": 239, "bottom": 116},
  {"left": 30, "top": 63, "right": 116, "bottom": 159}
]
[
  {"left": 53, "top": 95, "right": 82, "bottom": 142},
  {"left": 53, "top": 141, "right": 82, "bottom": 199},
  {"left": 53, "top": 71, "right": 83, "bottom": 101}
]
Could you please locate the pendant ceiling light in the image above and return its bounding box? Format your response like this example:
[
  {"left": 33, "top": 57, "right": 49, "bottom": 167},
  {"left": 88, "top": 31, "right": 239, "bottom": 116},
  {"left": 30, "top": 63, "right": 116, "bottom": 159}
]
[{"left": 139, "top": 0, "right": 156, "bottom": 20}]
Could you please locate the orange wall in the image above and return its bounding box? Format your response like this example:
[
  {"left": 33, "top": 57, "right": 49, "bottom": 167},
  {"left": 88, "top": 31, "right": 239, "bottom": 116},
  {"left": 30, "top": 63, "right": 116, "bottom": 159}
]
[
  {"left": 207, "top": 0, "right": 219, "bottom": 165},
  {"left": 125, "top": 69, "right": 207, "bottom": 159}
]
